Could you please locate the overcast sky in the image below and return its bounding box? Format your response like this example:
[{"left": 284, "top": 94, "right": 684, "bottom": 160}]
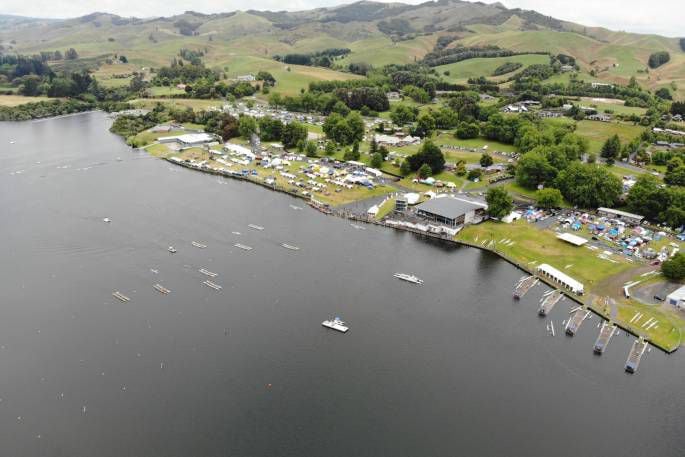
[{"left": 1, "top": 0, "right": 681, "bottom": 37}]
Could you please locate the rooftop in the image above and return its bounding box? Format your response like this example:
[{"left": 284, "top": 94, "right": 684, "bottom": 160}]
[
  {"left": 557, "top": 232, "right": 589, "bottom": 246},
  {"left": 598, "top": 207, "right": 644, "bottom": 220},
  {"left": 416, "top": 196, "right": 487, "bottom": 220},
  {"left": 667, "top": 286, "right": 685, "bottom": 301}
]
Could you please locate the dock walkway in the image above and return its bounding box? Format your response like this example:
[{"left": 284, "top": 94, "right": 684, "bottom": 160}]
[
  {"left": 593, "top": 322, "right": 616, "bottom": 354},
  {"left": 565, "top": 308, "right": 590, "bottom": 336},
  {"left": 625, "top": 339, "right": 648, "bottom": 373},
  {"left": 513, "top": 276, "right": 538, "bottom": 299},
  {"left": 538, "top": 290, "right": 563, "bottom": 316}
]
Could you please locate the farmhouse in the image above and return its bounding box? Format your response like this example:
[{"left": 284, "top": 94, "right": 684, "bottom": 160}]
[
  {"left": 415, "top": 196, "right": 487, "bottom": 227},
  {"left": 237, "top": 74, "right": 256, "bottom": 82}
]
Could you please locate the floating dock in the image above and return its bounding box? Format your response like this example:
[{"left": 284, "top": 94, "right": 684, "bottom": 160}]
[
  {"left": 625, "top": 338, "right": 648, "bottom": 373},
  {"left": 513, "top": 276, "right": 538, "bottom": 299},
  {"left": 565, "top": 308, "right": 590, "bottom": 336},
  {"left": 112, "top": 291, "right": 130, "bottom": 302},
  {"left": 191, "top": 241, "right": 207, "bottom": 248},
  {"left": 153, "top": 284, "right": 170, "bottom": 295},
  {"left": 538, "top": 290, "right": 563, "bottom": 316},
  {"left": 281, "top": 243, "right": 300, "bottom": 251},
  {"left": 248, "top": 224, "right": 264, "bottom": 230},
  {"left": 199, "top": 268, "right": 217, "bottom": 277},
  {"left": 202, "top": 280, "right": 222, "bottom": 290},
  {"left": 593, "top": 322, "right": 616, "bottom": 354},
  {"left": 234, "top": 243, "right": 253, "bottom": 251}
]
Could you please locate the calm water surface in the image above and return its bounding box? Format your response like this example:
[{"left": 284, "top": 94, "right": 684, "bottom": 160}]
[{"left": 1, "top": 112, "right": 684, "bottom": 457}]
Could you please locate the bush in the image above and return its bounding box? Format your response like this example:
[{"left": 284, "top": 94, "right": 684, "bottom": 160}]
[
  {"left": 648, "top": 51, "right": 670, "bottom": 69},
  {"left": 662, "top": 253, "right": 685, "bottom": 280},
  {"left": 536, "top": 188, "right": 563, "bottom": 208},
  {"left": 485, "top": 187, "right": 513, "bottom": 219}
]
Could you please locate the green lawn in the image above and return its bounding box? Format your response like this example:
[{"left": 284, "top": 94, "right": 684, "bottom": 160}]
[
  {"left": 435, "top": 54, "right": 550, "bottom": 84},
  {"left": 575, "top": 121, "right": 644, "bottom": 153}
]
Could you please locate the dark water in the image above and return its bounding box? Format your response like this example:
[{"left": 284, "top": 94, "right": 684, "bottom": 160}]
[{"left": 1, "top": 112, "right": 684, "bottom": 457}]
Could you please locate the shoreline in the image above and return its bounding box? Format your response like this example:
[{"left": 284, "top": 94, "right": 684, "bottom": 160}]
[{"left": 164, "top": 156, "right": 678, "bottom": 354}]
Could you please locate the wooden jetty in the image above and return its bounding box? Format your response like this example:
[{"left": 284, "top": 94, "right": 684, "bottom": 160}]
[
  {"left": 153, "top": 284, "right": 170, "bottom": 295},
  {"left": 538, "top": 290, "right": 563, "bottom": 316},
  {"left": 199, "top": 268, "right": 217, "bottom": 277},
  {"left": 112, "top": 291, "right": 130, "bottom": 302},
  {"left": 234, "top": 243, "right": 253, "bottom": 251},
  {"left": 593, "top": 322, "right": 616, "bottom": 354},
  {"left": 513, "top": 275, "right": 538, "bottom": 299},
  {"left": 625, "top": 338, "right": 648, "bottom": 373},
  {"left": 202, "top": 280, "right": 222, "bottom": 291},
  {"left": 565, "top": 308, "right": 590, "bottom": 336},
  {"left": 191, "top": 241, "right": 207, "bottom": 248}
]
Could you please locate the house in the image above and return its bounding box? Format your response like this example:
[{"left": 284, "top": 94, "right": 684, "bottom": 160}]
[
  {"left": 386, "top": 91, "right": 401, "bottom": 101},
  {"left": 667, "top": 286, "right": 685, "bottom": 309},
  {"left": 502, "top": 104, "right": 528, "bottom": 113},
  {"left": 415, "top": 196, "right": 487, "bottom": 227},
  {"left": 560, "top": 65, "right": 574, "bottom": 72},
  {"left": 597, "top": 207, "right": 644, "bottom": 225},
  {"left": 237, "top": 74, "right": 256, "bottom": 82}
]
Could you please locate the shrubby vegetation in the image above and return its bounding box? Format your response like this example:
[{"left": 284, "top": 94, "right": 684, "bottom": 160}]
[
  {"left": 492, "top": 62, "right": 522, "bottom": 76},
  {"left": 648, "top": 51, "right": 670, "bottom": 69},
  {"left": 273, "top": 48, "right": 350, "bottom": 67}
]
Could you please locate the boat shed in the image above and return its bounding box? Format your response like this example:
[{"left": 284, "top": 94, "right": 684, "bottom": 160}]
[
  {"left": 537, "top": 263, "right": 584, "bottom": 295},
  {"left": 597, "top": 207, "right": 644, "bottom": 225},
  {"left": 158, "top": 133, "right": 216, "bottom": 147},
  {"left": 415, "top": 196, "right": 487, "bottom": 227},
  {"left": 667, "top": 286, "right": 685, "bottom": 309},
  {"left": 557, "top": 232, "right": 589, "bottom": 246}
]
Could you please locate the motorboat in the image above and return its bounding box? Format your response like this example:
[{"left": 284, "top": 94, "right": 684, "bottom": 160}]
[
  {"left": 322, "top": 317, "right": 348, "bottom": 333},
  {"left": 168, "top": 246, "right": 177, "bottom": 253},
  {"left": 103, "top": 218, "right": 111, "bottom": 223},
  {"left": 393, "top": 273, "right": 424, "bottom": 285}
]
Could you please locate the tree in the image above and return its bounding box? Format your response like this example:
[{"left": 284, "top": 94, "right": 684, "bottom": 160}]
[
  {"left": 662, "top": 253, "right": 685, "bottom": 280},
  {"left": 324, "top": 141, "right": 336, "bottom": 155},
  {"left": 255, "top": 71, "right": 276, "bottom": 86},
  {"left": 655, "top": 87, "right": 672, "bottom": 100},
  {"left": 536, "top": 188, "right": 563, "bottom": 208},
  {"left": 600, "top": 134, "right": 621, "bottom": 160},
  {"left": 400, "top": 160, "right": 411, "bottom": 176},
  {"left": 305, "top": 141, "right": 318, "bottom": 157},
  {"left": 282, "top": 121, "right": 308, "bottom": 148},
  {"left": 406, "top": 140, "right": 445, "bottom": 174},
  {"left": 515, "top": 151, "right": 557, "bottom": 189},
  {"left": 555, "top": 163, "right": 622, "bottom": 208},
  {"left": 64, "top": 48, "right": 79, "bottom": 60},
  {"left": 480, "top": 153, "right": 493, "bottom": 167},
  {"left": 486, "top": 187, "right": 513, "bottom": 219},
  {"left": 455, "top": 122, "right": 479, "bottom": 139},
  {"left": 417, "top": 163, "right": 432, "bottom": 179},
  {"left": 390, "top": 104, "right": 417, "bottom": 125},
  {"left": 258, "top": 117, "right": 284, "bottom": 142},
  {"left": 370, "top": 153, "right": 383, "bottom": 169},
  {"left": 238, "top": 116, "right": 258, "bottom": 139},
  {"left": 665, "top": 165, "right": 685, "bottom": 186},
  {"left": 369, "top": 137, "right": 378, "bottom": 155},
  {"left": 467, "top": 168, "right": 482, "bottom": 181},
  {"left": 413, "top": 113, "right": 436, "bottom": 137}
]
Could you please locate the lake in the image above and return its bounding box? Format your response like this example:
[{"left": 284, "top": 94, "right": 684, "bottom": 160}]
[{"left": 1, "top": 112, "right": 684, "bottom": 457}]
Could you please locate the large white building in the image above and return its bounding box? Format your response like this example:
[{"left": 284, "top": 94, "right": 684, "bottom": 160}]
[
  {"left": 158, "top": 133, "right": 216, "bottom": 147},
  {"left": 667, "top": 286, "right": 685, "bottom": 309}
]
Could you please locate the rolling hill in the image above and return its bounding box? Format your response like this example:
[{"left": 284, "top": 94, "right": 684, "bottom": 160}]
[{"left": 0, "top": 1, "right": 682, "bottom": 98}]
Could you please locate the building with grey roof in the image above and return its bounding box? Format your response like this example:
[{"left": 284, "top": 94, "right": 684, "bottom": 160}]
[{"left": 415, "top": 196, "right": 487, "bottom": 227}]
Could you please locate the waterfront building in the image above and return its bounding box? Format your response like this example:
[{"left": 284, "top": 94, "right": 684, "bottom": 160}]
[
  {"left": 597, "top": 207, "right": 644, "bottom": 225},
  {"left": 158, "top": 133, "right": 216, "bottom": 147},
  {"left": 537, "top": 264, "right": 584, "bottom": 295},
  {"left": 415, "top": 196, "right": 487, "bottom": 227}
]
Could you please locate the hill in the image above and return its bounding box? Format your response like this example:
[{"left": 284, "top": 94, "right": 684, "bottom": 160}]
[{"left": 0, "top": 1, "right": 682, "bottom": 98}]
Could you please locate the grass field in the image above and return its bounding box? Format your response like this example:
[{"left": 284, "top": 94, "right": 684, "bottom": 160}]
[
  {"left": 575, "top": 121, "right": 643, "bottom": 153},
  {"left": 0, "top": 95, "right": 55, "bottom": 106},
  {"left": 130, "top": 98, "right": 226, "bottom": 111},
  {"left": 435, "top": 54, "right": 550, "bottom": 84},
  {"left": 577, "top": 97, "right": 647, "bottom": 116}
]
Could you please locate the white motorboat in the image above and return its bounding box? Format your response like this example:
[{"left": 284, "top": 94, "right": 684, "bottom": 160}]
[
  {"left": 168, "top": 246, "right": 177, "bottom": 253},
  {"left": 248, "top": 224, "right": 264, "bottom": 230},
  {"left": 393, "top": 273, "right": 424, "bottom": 285},
  {"left": 103, "top": 217, "right": 111, "bottom": 223},
  {"left": 191, "top": 241, "right": 207, "bottom": 248},
  {"left": 322, "top": 317, "right": 348, "bottom": 333},
  {"left": 281, "top": 243, "right": 300, "bottom": 251},
  {"left": 234, "top": 243, "right": 253, "bottom": 251}
]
